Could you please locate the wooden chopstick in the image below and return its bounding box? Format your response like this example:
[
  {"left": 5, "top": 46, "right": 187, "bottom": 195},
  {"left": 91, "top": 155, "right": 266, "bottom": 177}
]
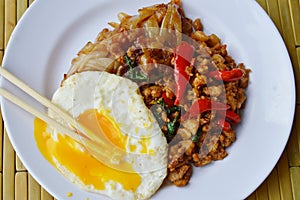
[
  {"left": 0, "top": 67, "right": 119, "bottom": 162},
  {"left": 0, "top": 87, "right": 114, "bottom": 162},
  {"left": 0, "top": 67, "right": 105, "bottom": 145},
  {"left": 0, "top": 87, "right": 82, "bottom": 143}
]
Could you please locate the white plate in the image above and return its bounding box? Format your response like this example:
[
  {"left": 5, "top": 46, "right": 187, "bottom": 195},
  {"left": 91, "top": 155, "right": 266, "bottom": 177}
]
[{"left": 1, "top": 0, "right": 295, "bottom": 199}]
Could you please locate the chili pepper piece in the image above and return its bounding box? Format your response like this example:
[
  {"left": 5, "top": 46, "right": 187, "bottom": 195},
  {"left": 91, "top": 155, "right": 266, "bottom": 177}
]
[
  {"left": 219, "top": 109, "right": 241, "bottom": 124},
  {"left": 174, "top": 41, "right": 195, "bottom": 105},
  {"left": 190, "top": 99, "right": 229, "bottom": 117},
  {"left": 217, "top": 118, "right": 232, "bottom": 131},
  {"left": 182, "top": 98, "right": 229, "bottom": 119},
  {"left": 208, "top": 68, "right": 243, "bottom": 82},
  {"left": 188, "top": 98, "right": 211, "bottom": 117},
  {"left": 226, "top": 110, "right": 241, "bottom": 123},
  {"left": 161, "top": 92, "right": 174, "bottom": 107}
]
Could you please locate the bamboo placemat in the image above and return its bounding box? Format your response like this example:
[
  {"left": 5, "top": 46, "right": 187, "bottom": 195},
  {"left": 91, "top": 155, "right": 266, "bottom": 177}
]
[{"left": 0, "top": 0, "right": 299, "bottom": 199}]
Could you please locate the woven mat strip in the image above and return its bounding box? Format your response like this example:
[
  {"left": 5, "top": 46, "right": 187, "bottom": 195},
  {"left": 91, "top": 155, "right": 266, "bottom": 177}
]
[
  {"left": 247, "top": 192, "right": 256, "bottom": 200},
  {"left": 277, "top": 151, "right": 294, "bottom": 199},
  {"left": 3, "top": 130, "right": 15, "bottom": 200},
  {"left": 15, "top": 172, "right": 28, "bottom": 200},
  {"left": 0, "top": 0, "right": 4, "bottom": 50},
  {"left": 17, "top": 0, "right": 27, "bottom": 21},
  {"left": 289, "top": 0, "right": 300, "bottom": 46},
  {"left": 256, "top": 179, "right": 269, "bottom": 200},
  {"left": 296, "top": 48, "right": 300, "bottom": 103},
  {"left": 28, "top": 174, "right": 41, "bottom": 200},
  {"left": 41, "top": 188, "right": 54, "bottom": 200},
  {"left": 280, "top": 0, "right": 300, "bottom": 102},
  {"left": 16, "top": 156, "right": 25, "bottom": 172},
  {"left": 0, "top": 173, "right": 2, "bottom": 199},
  {"left": 3, "top": 0, "right": 17, "bottom": 199},
  {"left": 266, "top": 0, "right": 283, "bottom": 33},
  {"left": 4, "top": 0, "right": 16, "bottom": 49},
  {"left": 289, "top": 104, "right": 300, "bottom": 200},
  {"left": 257, "top": 0, "right": 267, "bottom": 10},
  {"left": 290, "top": 167, "right": 300, "bottom": 200},
  {"left": 287, "top": 107, "right": 300, "bottom": 167},
  {"left": 267, "top": 169, "right": 281, "bottom": 200}
]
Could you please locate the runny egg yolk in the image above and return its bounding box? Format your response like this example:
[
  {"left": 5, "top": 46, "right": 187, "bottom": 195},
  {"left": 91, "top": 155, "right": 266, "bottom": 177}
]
[{"left": 34, "top": 109, "right": 141, "bottom": 191}]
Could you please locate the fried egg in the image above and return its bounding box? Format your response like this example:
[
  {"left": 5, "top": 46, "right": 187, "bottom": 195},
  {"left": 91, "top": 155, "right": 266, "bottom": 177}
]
[{"left": 34, "top": 71, "right": 168, "bottom": 200}]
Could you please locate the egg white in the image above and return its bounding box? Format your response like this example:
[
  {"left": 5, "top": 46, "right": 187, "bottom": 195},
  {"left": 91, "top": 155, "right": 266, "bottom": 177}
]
[{"left": 48, "top": 71, "right": 168, "bottom": 200}]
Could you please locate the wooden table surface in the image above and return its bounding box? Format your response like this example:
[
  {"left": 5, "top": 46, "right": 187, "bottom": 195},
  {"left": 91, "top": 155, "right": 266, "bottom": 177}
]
[{"left": 0, "top": 0, "right": 299, "bottom": 199}]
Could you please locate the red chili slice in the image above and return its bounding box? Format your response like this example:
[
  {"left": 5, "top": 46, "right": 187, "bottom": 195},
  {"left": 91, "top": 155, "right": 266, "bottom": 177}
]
[
  {"left": 174, "top": 41, "right": 194, "bottom": 105},
  {"left": 208, "top": 68, "right": 243, "bottom": 82}
]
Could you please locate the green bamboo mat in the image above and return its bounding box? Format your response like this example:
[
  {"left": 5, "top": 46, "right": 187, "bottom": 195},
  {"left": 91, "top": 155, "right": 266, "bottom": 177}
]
[{"left": 0, "top": 0, "right": 299, "bottom": 199}]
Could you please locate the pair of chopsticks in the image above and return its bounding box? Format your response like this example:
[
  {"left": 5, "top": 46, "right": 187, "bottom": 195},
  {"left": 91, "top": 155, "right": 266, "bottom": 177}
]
[{"left": 0, "top": 67, "right": 120, "bottom": 164}]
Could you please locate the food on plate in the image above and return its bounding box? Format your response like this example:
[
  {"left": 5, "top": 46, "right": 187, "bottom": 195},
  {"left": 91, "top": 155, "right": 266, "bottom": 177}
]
[
  {"left": 34, "top": 0, "right": 250, "bottom": 198},
  {"left": 65, "top": 0, "right": 250, "bottom": 187},
  {"left": 34, "top": 71, "right": 168, "bottom": 200}
]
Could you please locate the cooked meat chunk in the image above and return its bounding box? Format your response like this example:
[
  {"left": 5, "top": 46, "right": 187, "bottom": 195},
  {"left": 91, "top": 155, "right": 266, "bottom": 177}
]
[{"left": 167, "top": 164, "right": 193, "bottom": 186}]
